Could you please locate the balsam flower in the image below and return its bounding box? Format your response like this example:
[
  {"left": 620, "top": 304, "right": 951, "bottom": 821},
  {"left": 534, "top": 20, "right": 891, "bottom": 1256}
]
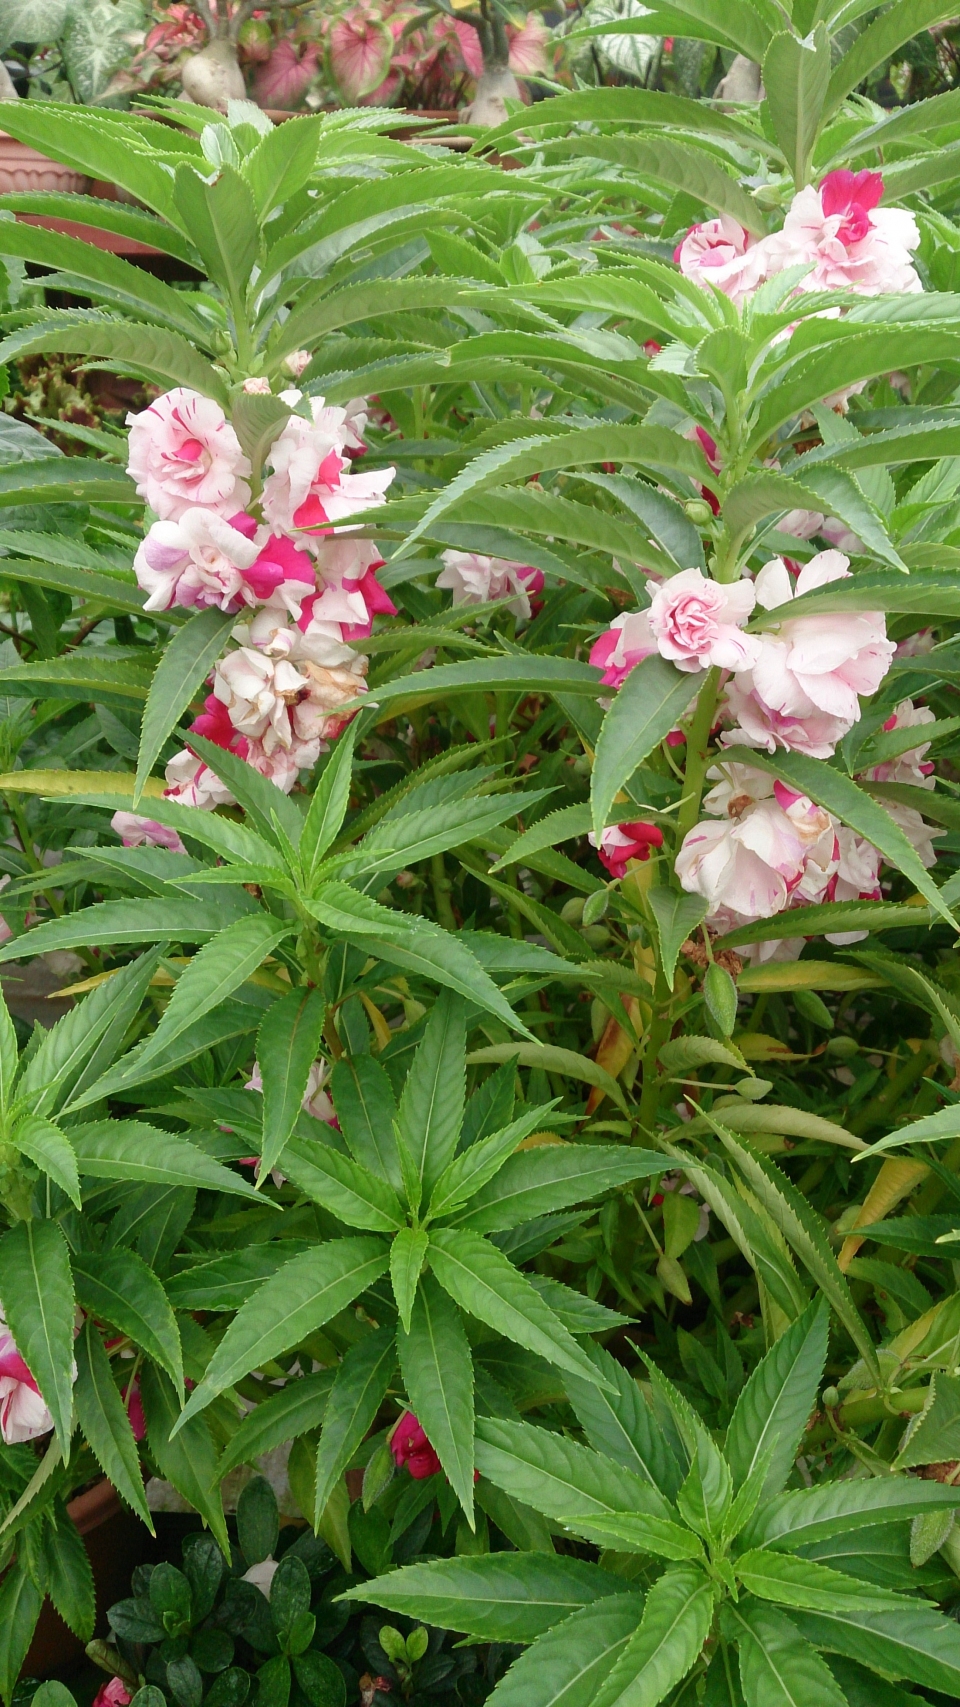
[
  {"left": 589, "top": 821, "right": 664, "bottom": 879},
  {"left": 436, "top": 551, "right": 544, "bottom": 621},
  {"left": 126, "top": 388, "right": 251, "bottom": 521}
]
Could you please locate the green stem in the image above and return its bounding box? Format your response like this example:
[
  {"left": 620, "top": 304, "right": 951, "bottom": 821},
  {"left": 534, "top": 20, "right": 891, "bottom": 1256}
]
[
  {"left": 848, "top": 1041, "right": 937, "bottom": 1136},
  {"left": 674, "top": 668, "right": 721, "bottom": 848},
  {"left": 638, "top": 1000, "right": 672, "bottom": 1135}
]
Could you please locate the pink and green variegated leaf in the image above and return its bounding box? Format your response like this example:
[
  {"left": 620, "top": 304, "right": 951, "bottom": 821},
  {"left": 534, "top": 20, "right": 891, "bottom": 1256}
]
[{"left": 329, "top": 11, "right": 395, "bottom": 101}]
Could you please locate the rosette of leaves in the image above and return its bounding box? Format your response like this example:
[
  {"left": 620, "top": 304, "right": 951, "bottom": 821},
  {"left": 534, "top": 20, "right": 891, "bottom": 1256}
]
[
  {"left": 352, "top": 1302, "right": 960, "bottom": 1706},
  {"left": 165, "top": 987, "right": 665, "bottom": 1529}
]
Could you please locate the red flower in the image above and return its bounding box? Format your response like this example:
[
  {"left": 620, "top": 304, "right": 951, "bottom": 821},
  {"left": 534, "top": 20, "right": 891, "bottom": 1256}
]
[{"left": 390, "top": 1412, "right": 442, "bottom": 1479}]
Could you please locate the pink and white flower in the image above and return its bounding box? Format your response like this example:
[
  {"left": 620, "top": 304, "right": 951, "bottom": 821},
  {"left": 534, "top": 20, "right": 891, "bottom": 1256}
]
[
  {"left": 162, "top": 750, "right": 236, "bottom": 810},
  {"left": 212, "top": 641, "right": 367, "bottom": 770},
  {"left": 242, "top": 1059, "right": 337, "bottom": 1182},
  {"left": 111, "top": 812, "right": 186, "bottom": 855},
  {"left": 674, "top": 216, "right": 769, "bottom": 307},
  {"left": 126, "top": 389, "right": 251, "bottom": 521},
  {"left": 0, "top": 1308, "right": 57, "bottom": 1443},
  {"left": 675, "top": 766, "right": 838, "bottom": 921},
  {"left": 589, "top": 821, "right": 664, "bottom": 879},
  {"left": 589, "top": 609, "right": 656, "bottom": 688},
  {"left": 436, "top": 551, "right": 545, "bottom": 621},
  {"left": 647, "top": 568, "right": 760, "bottom": 673},
  {"left": 260, "top": 397, "right": 394, "bottom": 535},
  {"left": 728, "top": 551, "right": 895, "bottom": 756},
  {"left": 862, "top": 698, "right": 937, "bottom": 789},
  {"left": 591, "top": 569, "right": 758, "bottom": 686},
  {"left": 133, "top": 510, "right": 262, "bottom": 613},
  {"left": 762, "top": 168, "right": 921, "bottom": 296},
  {"left": 92, "top": 1680, "right": 132, "bottom": 1707}
]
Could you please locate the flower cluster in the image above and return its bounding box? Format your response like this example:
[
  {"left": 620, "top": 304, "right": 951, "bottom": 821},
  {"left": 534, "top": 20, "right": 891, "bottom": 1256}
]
[
  {"left": 116, "top": 386, "right": 396, "bottom": 847},
  {"left": 675, "top": 168, "right": 921, "bottom": 304},
  {"left": 437, "top": 550, "right": 544, "bottom": 622}
]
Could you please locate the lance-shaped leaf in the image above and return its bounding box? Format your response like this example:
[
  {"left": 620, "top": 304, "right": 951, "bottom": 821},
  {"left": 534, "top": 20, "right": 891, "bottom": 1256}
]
[
  {"left": 346, "top": 656, "right": 604, "bottom": 718},
  {"left": 475, "top": 1417, "right": 675, "bottom": 1540},
  {"left": 398, "top": 1273, "right": 476, "bottom": 1524},
  {"left": 73, "top": 1247, "right": 183, "bottom": 1390},
  {"left": 0, "top": 899, "right": 243, "bottom": 964},
  {"left": 591, "top": 1564, "right": 715, "bottom": 1707},
  {"left": 0, "top": 313, "right": 229, "bottom": 404},
  {"left": 735, "top": 1551, "right": 908, "bottom": 1614},
  {"left": 74, "top": 1319, "right": 153, "bottom": 1530},
  {"left": 308, "top": 883, "right": 534, "bottom": 1038},
  {"left": 165, "top": 1243, "right": 312, "bottom": 1311},
  {"left": 0, "top": 1218, "right": 75, "bottom": 1455},
  {"left": 395, "top": 991, "right": 465, "bottom": 1207},
  {"left": 389, "top": 1227, "right": 428, "bottom": 1334},
  {"left": 20, "top": 947, "right": 164, "bottom": 1116},
  {"left": 218, "top": 1370, "right": 334, "bottom": 1480},
  {"left": 173, "top": 1238, "right": 390, "bottom": 1430},
  {"left": 15, "top": 1117, "right": 79, "bottom": 1208},
  {"left": 789, "top": 1600, "right": 960, "bottom": 1699},
  {"left": 135, "top": 609, "right": 235, "bottom": 806},
  {"left": 591, "top": 655, "right": 698, "bottom": 842},
  {"left": 723, "top": 746, "right": 954, "bottom": 930},
  {"left": 279, "top": 1133, "right": 406, "bottom": 1232},
  {"left": 647, "top": 888, "right": 708, "bottom": 991},
  {"left": 564, "top": 1341, "right": 683, "bottom": 1500},
  {"left": 485, "top": 1593, "right": 644, "bottom": 1707},
  {"left": 313, "top": 1327, "right": 396, "bottom": 1525},
  {"left": 141, "top": 1363, "right": 229, "bottom": 1557},
  {"left": 742, "top": 1476, "right": 960, "bottom": 1552},
  {"left": 343, "top": 1552, "right": 627, "bottom": 1642},
  {"left": 0, "top": 987, "right": 16, "bottom": 1121},
  {"left": 0, "top": 1564, "right": 43, "bottom": 1707},
  {"left": 256, "top": 987, "right": 326, "bottom": 1184},
  {"left": 67, "top": 1121, "right": 266, "bottom": 1200},
  {"left": 704, "top": 1113, "right": 879, "bottom": 1381},
  {"left": 451, "top": 1144, "right": 664, "bottom": 1234},
  {"left": 122, "top": 914, "right": 292, "bottom": 1081},
  {"left": 429, "top": 1228, "right": 611, "bottom": 1391},
  {"left": 762, "top": 25, "right": 830, "bottom": 190},
  {"left": 426, "top": 1104, "right": 556, "bottom": 1223},
  {"left": 731, "top": 1602, "right": 848, "bottom": 1707},
  {"left": 300, "top": 722, "right": 358, "bottom": 877},
  {"left": 186, "top": 734, "right": 303, "bottom": 851},
  {"left": 725, "top": 1299, "right": 827, "bottom": 1502},
  {"left": 331, "top": 1055, "right": 403, "bottom": 1193}
]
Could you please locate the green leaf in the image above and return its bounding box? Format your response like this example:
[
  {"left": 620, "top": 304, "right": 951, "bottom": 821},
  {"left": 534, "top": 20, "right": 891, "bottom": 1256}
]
[
  {"left": 135, "top": 608, "right": 234, "bottom": 807},
  {"left": 761, "top": 27, "right": 830, "bottom": 190},
  {"left": 176, "top": 734, "right": 303, "bottom": 852},
  {"left": 389, "top": 1227, "right": 428, "bottom": 1334},
  {"left": 398, "top": 427, "right": 710, "bottom": 557},
  {"left": 475, "top": 1417, "right": 672, "bottom": 1536},
  {"left": 173, "top": 163, "right": 259, "bottom": 308},
  {"left": 731, "top": 1602, "right": 848, "bottom": 1707},
  {"left": 256, "top": 988, "right": 326, "bottom": 1184},
  {"left": 352, "top": 657, "right": 604, "bottom": 717},
  {"left": 279, "top": 1133, "right": 406, "bottom": 1232},
  {"left": 165, "top": 1243, "right": 312, "bottom": 1311},
  {"left": 37, "top": 1510, "right": 94, "bottom": 1639},
  {"left": 0, "top": 1218, "right": 74, "bottom": 1455},
  {"left": 427, "top": 1105, "right": 555, "bottom": 1223},
  {"left": 243, "top": 117, "right": 319, "bottom": 218},
  {"left": 15, "top": 1116, "right": 80, "bottom": 1208},
  {"left": 724, "top": 1299, "right": 827, "bottom": 1502},
  {"left": 563, "top": 1341, "right": 682, "bottom": 1500},
  {"left": 0, "top": 899, "right": 233, "bottom": 965},
  {"left": 0, "top": 653, "right": 152, "bottom": 707},
  {"left": 743, "top": 1478, "right": 960, "bottom": 1553},
  {"left": 395, "top": 990, "right": 465, "bottom": 1207},
  {"left": 488, "top": 1593, "right": 645, "bottom": 1707},
  {"left": 647, "top": 889, "right": 709, "bottom": 992},
  {"left": 217, "top": 1371, "right": 333, "bottom": 1481},
  {"left": 0, "top": 1564, "right": 42, "bottom": 1707},
  {"left": 313, "top": 1327, "right": 396, "bottom": 1525},
  {"left": 704, "top": 1113, "right": 879, "bottom": 1382},
  {"left": 140, "top": 1362, "right": 229, "bottom": 1558},
  {"left": 590, "top": 656, "right": 697, "bottom": 843},
  {"left": 0, "top": 313, "right": 229, "bottom": 404},
  {"left": 0, "top": 986, "right": 16, "bottom": 1119},
  {"left": 452, "top": 1144, "right": 664, "bottom": 1234},
  {"left": 342, "top": 1552, "right": 627, "bottom": 1642},
  {"left": 66, "top": 1000, "right": 260, "bottom": 1109},
  {"left": 724, "top": 747, "right": 952, "bottom": 930},
  {"left": 0, "top": 220, "right": 208, "bottom": 343},
  {"left": 558, "top": 134, "right": 767, "bottom": 237},
  {"left": 567, "top": 1511, "right": 703, "bottom": 1562},
  {"left": 788, "top": 1600, "right": 960, "bottom": 1699},
  {"left": 68, "top": 1120, "right": 266, "bottom": 1200},
  {"left": 20, "top": 947, "right": 164, "bottom": 1117},
  {"left": 0, "top": 552, "right": 148, "bottom": 617},
  {"left": 735, "top": 1551, "right": 905, "bottom": 1614},
  {"left": 465, "top": 1044, "right": 628, "bottom": 1115},
  {"left": 173, "top": 1238, "right": 390, "bottom": 1430},
  {"left": 398, "top": 1272, "right": 475, "bottom": 1523},
  {"left": 300, "top": 723, "right": 358, "bottom": 878},
  {"left": 73, "top": 1247, "right": 183, "bottom": 1389},
  {"left": 126, "top": 914, "right": 292, "bottom": 1080},
  {"left": 308, "top": 884, "right": 533, "bottom": 1039},
  {"left": 330, "top": 1055, "right": 402, "bottom": 1193},
  {"left": 591, "top": 1565, "right": 715, "bottom": 1707},
  {"left": 74, "top": 1319, "right": 154, "bottom": 1530},
  {"left": 429, "top": 1228, "right": 609, "bottom": 1391}
]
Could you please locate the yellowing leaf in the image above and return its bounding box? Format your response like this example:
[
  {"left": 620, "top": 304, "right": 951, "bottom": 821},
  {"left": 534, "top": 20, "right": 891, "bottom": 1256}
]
[{"left": 838, "top": 1157, "right": 930, "bottom": 1271}]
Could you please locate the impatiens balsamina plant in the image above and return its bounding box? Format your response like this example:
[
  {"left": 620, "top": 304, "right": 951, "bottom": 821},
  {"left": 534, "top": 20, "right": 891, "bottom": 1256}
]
[{"left": 354, "top": 1304, "right": 960, "bottom": 1704}]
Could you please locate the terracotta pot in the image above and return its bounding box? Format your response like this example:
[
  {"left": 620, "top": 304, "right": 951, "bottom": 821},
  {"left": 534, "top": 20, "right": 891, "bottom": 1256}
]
[
  {"left": 23, "top": 1481, "right": 148, "bottom": 1678},
  {"left": 0, "top": 133, "right": 88, "bottom": 195}
]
